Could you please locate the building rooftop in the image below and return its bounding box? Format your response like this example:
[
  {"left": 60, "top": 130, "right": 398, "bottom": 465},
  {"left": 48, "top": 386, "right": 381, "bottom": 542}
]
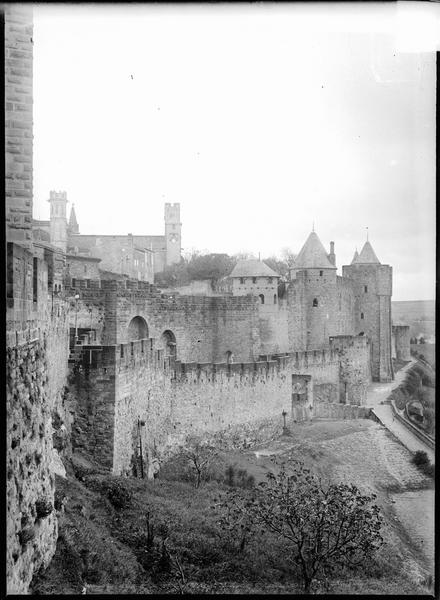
[
  {"left": 230, "top": 259, "right": 280, "bottom": 278},
  {"left": 294, "top": 231, "right": 335, "bottom": 270}
]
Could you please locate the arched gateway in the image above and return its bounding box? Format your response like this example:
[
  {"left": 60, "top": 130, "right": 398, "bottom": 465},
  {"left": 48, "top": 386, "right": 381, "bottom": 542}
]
[{"left": 127, "top": 316, "right": 149, "bottom": 341}]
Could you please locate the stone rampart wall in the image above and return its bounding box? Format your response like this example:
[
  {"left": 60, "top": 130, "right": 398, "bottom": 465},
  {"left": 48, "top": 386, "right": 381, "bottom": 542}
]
[
  {"left": 95, "top": 344, "right": 342, "bottom": 475},
  {"left": 7, "top": 307, "right": 69, "bottom": 594}
]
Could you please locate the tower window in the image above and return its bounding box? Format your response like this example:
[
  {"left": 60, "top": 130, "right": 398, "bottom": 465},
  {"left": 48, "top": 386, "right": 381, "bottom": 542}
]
[
  {"left": 364, "top": 285, "right": 368, "bottom": 293},
  {"left": 33, "top": 257, "right": 38, "bottom": 303},
  {"left": 319, "top": 270, "right": 323, "bottom": 276},
  {"left": 274, "top": 294, "right": 277, "bottom": 304},
  {"left": 361, "top": 312, "right": 364, "bottom": 319},
  {"left": 267, "top": 277, "right": 272, "bottom": 284},
  {"left": 252, "top": 277, "right": 257, "bottom": 284},
  {"left": 259, "top": 294, "right": 265, "bottom": 304},
  {"left": 313, "top": 298, "right": 318, "bottom": 307},
  {"left": 240, "top": 277, "right": 245, "bottom": 284}
]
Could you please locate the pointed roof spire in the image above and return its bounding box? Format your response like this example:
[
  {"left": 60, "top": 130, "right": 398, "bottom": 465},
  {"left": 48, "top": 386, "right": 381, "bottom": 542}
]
[
  {"left": 68, "top": 203, "right": 79, "bottom": 234},
  {"left": 351, "top": 248, "right": 359, "bottom": 264},
  {"left": 357, "top": 240, "right": 380, "bottom": 264},
  {"left": 294, "top": 230, "right": 336, "bottom": 270}
]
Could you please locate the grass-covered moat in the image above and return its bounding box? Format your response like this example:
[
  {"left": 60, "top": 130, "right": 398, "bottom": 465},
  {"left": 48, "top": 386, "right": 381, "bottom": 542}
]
[{"left": 31, "top": 419, "right": 434, "bottom": 595}]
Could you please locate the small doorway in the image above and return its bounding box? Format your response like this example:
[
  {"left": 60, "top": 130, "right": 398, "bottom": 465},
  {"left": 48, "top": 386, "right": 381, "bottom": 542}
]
[{"left": 291, "top": 375, "right": 311, "bottom": 409}]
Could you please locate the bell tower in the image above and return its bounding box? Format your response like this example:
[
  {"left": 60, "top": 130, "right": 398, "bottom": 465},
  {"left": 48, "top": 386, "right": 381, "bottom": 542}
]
[
  {"left": 48, "top": 190, "right": 68, "bottom": 252},
  {"left": 164, "top": 203, "right": 181, "bottom": 265}
]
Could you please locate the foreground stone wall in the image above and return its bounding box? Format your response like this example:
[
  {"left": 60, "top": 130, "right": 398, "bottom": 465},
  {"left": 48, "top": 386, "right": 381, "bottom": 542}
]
[
  {"left": 7, "top": 306, "right": 69, "bottom": 594},
  {"left": 5, "top": 4, "right": 34, "bottom": 248}
]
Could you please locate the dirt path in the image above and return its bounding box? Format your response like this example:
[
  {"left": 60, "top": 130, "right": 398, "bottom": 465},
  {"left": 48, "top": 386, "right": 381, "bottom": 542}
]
[{"left": 366, "top": 360, "right": 435, "bottom": 463}]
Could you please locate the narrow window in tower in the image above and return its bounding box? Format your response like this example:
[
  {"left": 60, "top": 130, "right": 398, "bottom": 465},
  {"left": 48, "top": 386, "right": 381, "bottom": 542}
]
[
  {"left": 274, "top": 294, "right": 277, "bottom": 304},
  {"left": 313, "top": 298, "right": 318, "bottom": 307},
  {"left": 364, "top": 285, "right": 368, "bottom": 293},
  {"left": 259, "top": 294, "right": 265, "bottom": 304},
  {"left": 319, "top": 271, "right": 323, "bottom": 276},
  {"left": 252, "top": 277, "right": 257, "bottom": 284},
  {"left": 361, "top": 312, "right": 364, "bottom": 319},
  {"left": 33, "top": 257, "right": 38, "bottom": 303},
  {"left": 240, "top": 277, "right": 245, "bottom": 284}
]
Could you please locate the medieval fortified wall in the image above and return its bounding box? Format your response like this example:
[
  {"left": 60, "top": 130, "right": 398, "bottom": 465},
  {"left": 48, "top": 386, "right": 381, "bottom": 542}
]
[{"left": 6, "top": 4, "right": 407, "bottom": 593}]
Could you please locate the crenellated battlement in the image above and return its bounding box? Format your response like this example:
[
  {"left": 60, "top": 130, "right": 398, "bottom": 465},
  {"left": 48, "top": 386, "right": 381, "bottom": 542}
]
[
  {"left": 49, "top": 190, "right": 67, "bottom": 201},
  {"left": 169, "top": 346, "right": 340, "bottom": 384},
  {"left": 329, "top": 334, "right": 369, "bottom": 352}
]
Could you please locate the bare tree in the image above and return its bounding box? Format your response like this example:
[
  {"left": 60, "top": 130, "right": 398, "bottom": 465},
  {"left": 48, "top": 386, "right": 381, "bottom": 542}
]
[
  {"left": 181, "top": 436, "right": 218, "bottom": 488},
  {"left": 216, "top": 461, "right": 383, "bottom": 594}
]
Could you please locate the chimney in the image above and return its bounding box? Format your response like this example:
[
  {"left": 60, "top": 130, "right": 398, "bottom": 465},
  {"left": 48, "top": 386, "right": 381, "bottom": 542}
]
[{"left": 328, "top": 241, "right": 336, "bottom": 266}]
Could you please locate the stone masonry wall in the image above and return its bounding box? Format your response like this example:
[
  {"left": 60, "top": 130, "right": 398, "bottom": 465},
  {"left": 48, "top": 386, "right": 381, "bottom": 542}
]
[
  {"left": 392, "top": 324, "right": 411, "bottom": 361},
  {"left": 331, "top": 335, "right": 371, "bottom": 405},
  {"left": 107, "top": 287, "right": 262, "bottom": 362},
  {"left": 7, "top": 306, "right": 70, "bottom": 594},
  {"left": 5, "top": 4, "right": 34, "bottom": 248},
  {"left": 81, "top": 344, "right": 342, "bottom": 476},
  {"left": 258, "top": 303, "right": 290, "bottom": 356},
  {"left": 69, "top": 346, "right": 117, "bottom": 469}
]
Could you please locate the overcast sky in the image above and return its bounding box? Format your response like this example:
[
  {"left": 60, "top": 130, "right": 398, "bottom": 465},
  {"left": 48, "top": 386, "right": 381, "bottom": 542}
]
[{"left": 32, "top": 3, "right": 437, "bottom": 301}]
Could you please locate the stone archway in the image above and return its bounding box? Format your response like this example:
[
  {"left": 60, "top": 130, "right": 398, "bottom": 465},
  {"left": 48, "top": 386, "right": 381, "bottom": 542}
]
[
  {"left": 160, "top": 330, "right": 177, "bottom": 359},
  {"left": 128, "top": 316, "right": 149, "bottom": 341}
]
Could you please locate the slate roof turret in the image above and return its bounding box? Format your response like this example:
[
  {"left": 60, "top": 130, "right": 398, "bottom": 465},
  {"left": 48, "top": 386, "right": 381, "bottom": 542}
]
[
  {"left": 294, "top": 231, "right": 336, "bottom": 270},
  {"left": 356, "top": 241, "right": 380, "bottom": 264}
]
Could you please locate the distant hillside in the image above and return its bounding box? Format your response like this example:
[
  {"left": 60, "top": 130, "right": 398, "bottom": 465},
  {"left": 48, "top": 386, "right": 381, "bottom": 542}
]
[{"left": 392, "top": 300, "right": 435, "bottom": 340}]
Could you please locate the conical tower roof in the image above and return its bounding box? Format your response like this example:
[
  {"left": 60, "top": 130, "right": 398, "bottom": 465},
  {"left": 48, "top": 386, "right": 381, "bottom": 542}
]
[
  {"left": 294, "top": 231, "right": 336, "bottom": 270},
  {"left": 351, "top": 249, "right": 359, "bottom": 264},
  {"left": 68, "top": 204, "right": 79, "bottom": 234},
  {"left": 357, "top": 241, "right": 380, "bottom": 264}
]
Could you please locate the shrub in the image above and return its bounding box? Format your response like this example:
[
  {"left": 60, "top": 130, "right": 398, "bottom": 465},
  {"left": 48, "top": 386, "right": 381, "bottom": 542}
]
[
  {"left": 420, "top": 462, "right": 435, "bottom": 478},
  {"left": 101, "top": 479, "right": 132, "bottom": 510},
  {"left": 35, "top": 498, "right": 53, "bottom": 519},
  {"left": 224, "top": 464, "right": 255, "bottom": 489},
  {"left": 54, "top": 489, "right": 66, "bottom": 511},
  {"left": 19, "top": 526, "right": 36, "bottom": 547},
  {"left": 411, "top": 450, "right": 429, "bottom": 467}
]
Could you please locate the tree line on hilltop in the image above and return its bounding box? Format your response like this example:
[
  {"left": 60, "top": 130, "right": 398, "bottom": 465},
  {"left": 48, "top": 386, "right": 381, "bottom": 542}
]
[{"left": 155, "top": 248, "right": 297, "bottom": 288}]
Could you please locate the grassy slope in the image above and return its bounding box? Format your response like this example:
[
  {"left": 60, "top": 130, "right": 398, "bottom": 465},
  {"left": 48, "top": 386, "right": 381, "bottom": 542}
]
[
  {"left": 411, "top": 343, "right": 435, "bottom": 369},
  {"left": 31, "top": 420, "right": 433, "bottom": 595}
]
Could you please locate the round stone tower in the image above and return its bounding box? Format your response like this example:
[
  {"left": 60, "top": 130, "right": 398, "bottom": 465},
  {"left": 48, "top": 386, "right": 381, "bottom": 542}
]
[{"left": 289, "top": 231, "right": 338, "bottom": 350}]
